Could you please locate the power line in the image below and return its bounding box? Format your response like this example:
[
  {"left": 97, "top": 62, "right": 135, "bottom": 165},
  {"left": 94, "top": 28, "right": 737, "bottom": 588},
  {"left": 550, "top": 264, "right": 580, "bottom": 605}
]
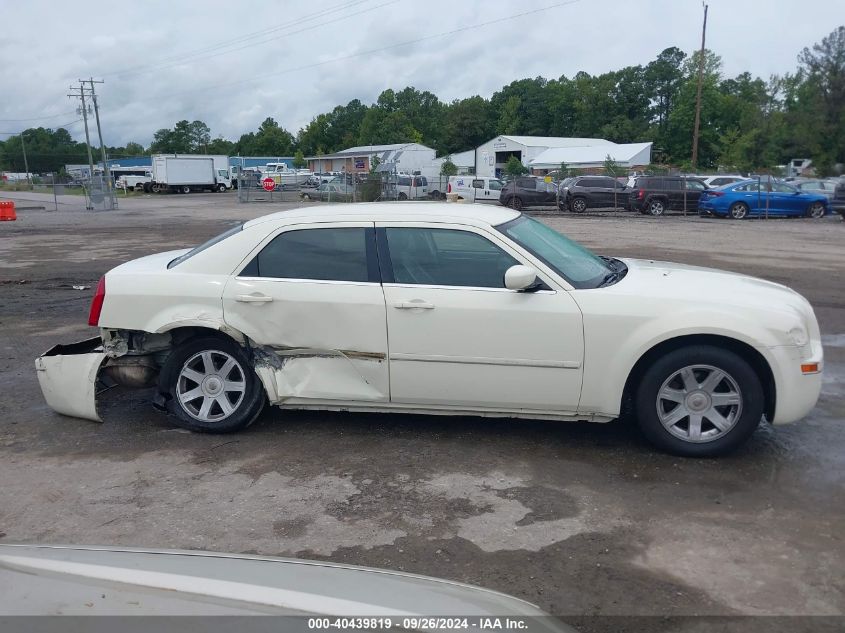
[
  {"left": 133, "top": 0, "right": 581, "bottom": 102},
  {"left": 106, "top": 0, "right": 378, "bottom": 79},
  {"left": 0, "top": 119, "right": 82, "bottom": 136},
  {"left": 0, "top": 110, "right": 77, "bottom": 123}
]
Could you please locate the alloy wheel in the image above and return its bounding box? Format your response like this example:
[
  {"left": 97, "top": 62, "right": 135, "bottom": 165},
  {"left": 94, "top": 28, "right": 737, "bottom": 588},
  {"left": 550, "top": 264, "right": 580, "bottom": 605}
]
[
  {"left": 655, "top": 364, "right": 743, "bottom": 443},
  {"left": 177, "top": 350, "right": 246, "bottom": 422}
]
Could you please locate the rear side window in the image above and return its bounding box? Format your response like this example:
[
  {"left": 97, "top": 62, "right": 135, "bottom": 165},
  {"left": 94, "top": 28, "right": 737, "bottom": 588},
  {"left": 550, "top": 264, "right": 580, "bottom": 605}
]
[
  {"left": 516, "top": 178, "right": 535, "bottom": 189},
  {"left": 663, "top": 179, "right": 682, "bottom": 191},
  {"left": 243, "top": 228, "right": 370, "bottom": 282},
  {"left": 472, "top": 179, "right": 484, "bottom": 189}
]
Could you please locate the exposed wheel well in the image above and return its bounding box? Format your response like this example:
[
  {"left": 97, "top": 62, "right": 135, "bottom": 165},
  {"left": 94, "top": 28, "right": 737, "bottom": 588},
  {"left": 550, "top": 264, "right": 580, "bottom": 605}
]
[
  {"left": 621, "top": 334, "right": 776, "bottom": 422},
  {"left": 163, "top": 326, "right": 245, "bottom": 350}
]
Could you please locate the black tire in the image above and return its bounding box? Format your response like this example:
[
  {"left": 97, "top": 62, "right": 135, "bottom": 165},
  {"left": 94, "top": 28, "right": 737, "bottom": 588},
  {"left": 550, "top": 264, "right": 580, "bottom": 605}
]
[
  {"left": 635, "top": 345, "right": 764, "bottom": 457},
  {"left": 509, "top": 196, "right": 523, "bottom": 211},
  {"left": 217, "top": 183, "right": 227, "bottom": 193},
  {"left": 159, "top": 336, "right": 265, "bottom": 433},
  {"left": 729, "top": 202, "right": 748, "bottom": 219},
  {"left": 806, "top": 202, "right": 825, "bottom": 219},
  {"left": 646, "top": 197, "right": 666, "bottom": 216},
  {"left": 181, "top": 185, "right": 191, "bottom": 194},
  {"left": 301, "top": 193, "right": 311, "bottom": 201},
  {"left": 398, "top": 192, "right": 408, "bottom": 201},
  {"left": 570, "top": 197, "right": 587, "bottom": 213},
  {"left": 142, "top": 182, "right": 152, "bottom": 193}
]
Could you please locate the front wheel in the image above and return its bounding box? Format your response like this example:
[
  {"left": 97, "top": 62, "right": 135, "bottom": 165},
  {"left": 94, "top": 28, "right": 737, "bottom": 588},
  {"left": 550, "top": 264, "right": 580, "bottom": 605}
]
[
  {"left": 301, "top": 193, "right": 311, "bottom": 201},
  {"left": 806, "top": 202, "right": 825, "bottom": 219},
  {"left": 508, "top": 196, "right": 523, "bottom": 211},
  {"left": 217, "top": 183, "right": 227, "bottom": 193},
  {"left": 181, "top": 185, "right": 191, "bottom": 195},
  {"left": 635, "top": 345, "right": 764, "bottom": 457},
  {"left": 160, "top": 337, "right": 265, "bottom": 433}
]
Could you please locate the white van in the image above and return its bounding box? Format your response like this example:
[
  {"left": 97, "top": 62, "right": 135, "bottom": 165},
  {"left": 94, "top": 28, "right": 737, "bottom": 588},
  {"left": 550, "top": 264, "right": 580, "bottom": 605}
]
[
  {"left": 395, "top": 173, "right": 429, "bottom": 200},
  {"left": 447, "top": 176, "right": 503, "bottom": 202}
]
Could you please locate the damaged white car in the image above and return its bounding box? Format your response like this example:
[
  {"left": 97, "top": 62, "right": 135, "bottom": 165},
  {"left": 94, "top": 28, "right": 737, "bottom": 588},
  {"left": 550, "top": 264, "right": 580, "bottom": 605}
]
[{"left": 36, "top": 203, "right": 823, "bottom": 456}]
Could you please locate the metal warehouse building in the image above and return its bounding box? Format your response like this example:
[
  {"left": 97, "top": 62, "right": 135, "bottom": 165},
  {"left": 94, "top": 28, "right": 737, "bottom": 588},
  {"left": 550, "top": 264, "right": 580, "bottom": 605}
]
[
  {"left": 473, "top": 135, "right": 652, "bottom": 178},
  {"left": 307, "top": 143, "right": 435, "bottom": 174}
]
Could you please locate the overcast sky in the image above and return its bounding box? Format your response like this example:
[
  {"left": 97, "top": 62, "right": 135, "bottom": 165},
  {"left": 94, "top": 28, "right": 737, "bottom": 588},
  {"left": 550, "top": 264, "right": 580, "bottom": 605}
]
[{"left": 0, "top": 0, "right": 840, "bottom": 146}]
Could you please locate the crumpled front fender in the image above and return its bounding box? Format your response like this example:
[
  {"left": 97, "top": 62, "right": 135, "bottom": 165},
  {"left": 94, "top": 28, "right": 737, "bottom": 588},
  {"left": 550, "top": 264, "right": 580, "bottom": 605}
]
[{"left": 34, "top": 337, "right": 106, "bottom": 422}]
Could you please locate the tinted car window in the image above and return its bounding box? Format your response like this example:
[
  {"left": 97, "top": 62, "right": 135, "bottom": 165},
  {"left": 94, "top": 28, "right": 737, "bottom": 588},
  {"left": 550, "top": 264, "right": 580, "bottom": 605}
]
[
  {"left": 685, "top": 179, "right": 706, "bottom": 190},
  {"left": 579, "top": 178, "right": 605, "bottom": 187},
  {"left": 663, "top": 179, "right": 682, "bottom": 191},
  {"left": 772, "top": 182, "right": 797, "bottom": 193},
  {"left": 516, "top": 178, "right": 535, "bottom": 189},
  {"left": 472, "top": 179, "right": 484, "bottom": 189},
  {"left": 248, "top": 228, "right": 369, "bottom": 282},
  {"left": 488, "top": 179, "right": 503, "bottom": 190},
  {"left": 386, "top": 228, "right": 518, "bottom": 288}
]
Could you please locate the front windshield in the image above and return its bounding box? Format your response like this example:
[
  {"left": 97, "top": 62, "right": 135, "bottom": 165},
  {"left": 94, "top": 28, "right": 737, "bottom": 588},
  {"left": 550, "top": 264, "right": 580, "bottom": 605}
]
[{"left": 497, "top": 215, "right": 614, "bottom": 289}]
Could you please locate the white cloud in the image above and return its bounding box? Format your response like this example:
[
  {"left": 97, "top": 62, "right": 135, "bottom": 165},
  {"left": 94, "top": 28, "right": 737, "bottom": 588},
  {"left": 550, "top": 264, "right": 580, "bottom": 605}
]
[{"left": 0, "top": 0, "right": 839, "bottom": 145}]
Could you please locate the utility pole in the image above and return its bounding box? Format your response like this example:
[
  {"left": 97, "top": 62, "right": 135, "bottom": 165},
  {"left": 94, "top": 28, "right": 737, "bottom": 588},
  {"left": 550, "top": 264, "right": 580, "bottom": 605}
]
[
  {"left": 68, "top": 83, "right": 95, "bottom": 185},
  {"left": 83, "top": 78, "right": 113, "bottom": 195},
  {"left": 20, "top": 131, "right": 31, "bottom": 187},
  {"left": 690, "top": 2, "right": 708, "bottom": 172}
]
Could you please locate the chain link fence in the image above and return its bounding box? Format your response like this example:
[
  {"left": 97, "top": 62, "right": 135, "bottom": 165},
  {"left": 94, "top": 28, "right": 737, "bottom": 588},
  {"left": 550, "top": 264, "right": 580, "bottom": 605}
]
[
  {"left": 236, "top": 171, "right": 452, "bottom": 204},
  {"left": 0, "top": 172, "right": 118, "bottom": 211}
]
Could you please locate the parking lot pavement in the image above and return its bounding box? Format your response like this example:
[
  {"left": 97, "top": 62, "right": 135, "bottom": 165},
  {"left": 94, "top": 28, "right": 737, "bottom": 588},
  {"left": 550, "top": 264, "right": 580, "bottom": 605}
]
[{"left": 1, "top": 200, "right": 843, "bottom": 627}]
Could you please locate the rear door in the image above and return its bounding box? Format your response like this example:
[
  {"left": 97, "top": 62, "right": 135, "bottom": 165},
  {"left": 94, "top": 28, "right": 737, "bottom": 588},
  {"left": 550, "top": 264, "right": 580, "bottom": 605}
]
[
  {"left": 221, "top": 223, "right": 389, "bottom": 403},
  {"left": 684, "top": 178, "right": 707, "bottom": 211}
]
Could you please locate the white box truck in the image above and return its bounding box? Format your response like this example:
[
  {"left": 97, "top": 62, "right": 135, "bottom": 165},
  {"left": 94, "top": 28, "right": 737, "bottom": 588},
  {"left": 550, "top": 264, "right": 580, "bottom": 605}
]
[{"left": 149, "top": 155, "right": 232, "bottom": 193}]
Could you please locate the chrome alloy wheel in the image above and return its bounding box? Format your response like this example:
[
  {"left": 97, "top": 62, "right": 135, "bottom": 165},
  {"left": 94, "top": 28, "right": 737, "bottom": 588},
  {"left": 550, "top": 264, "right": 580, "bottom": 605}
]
[
  {"left": 656, "top": 364, "right": 743, "bottom": 443},
  {"left": 177, "top": 350, "right": 246, "bottom": 422}
]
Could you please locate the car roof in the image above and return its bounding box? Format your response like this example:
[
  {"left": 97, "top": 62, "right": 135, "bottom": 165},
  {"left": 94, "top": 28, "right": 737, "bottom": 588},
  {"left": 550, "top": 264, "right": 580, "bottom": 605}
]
[{"left": 244, "top": 202, "right": 521, "bottom": 229}]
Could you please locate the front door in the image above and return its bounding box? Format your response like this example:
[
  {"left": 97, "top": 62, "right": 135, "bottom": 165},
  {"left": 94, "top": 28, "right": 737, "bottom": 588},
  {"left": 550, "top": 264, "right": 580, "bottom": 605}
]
[
  {"left": 222, "top": 222, "right": 389, "bottom": 403},
  {"left": 377, "top": 223, "right": 584, "bottom": 413}
]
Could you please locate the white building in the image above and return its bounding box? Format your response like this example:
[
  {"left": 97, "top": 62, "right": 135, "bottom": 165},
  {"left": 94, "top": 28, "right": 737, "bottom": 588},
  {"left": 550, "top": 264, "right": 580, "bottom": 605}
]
[
  {"left": 530, "top": 142, "right": 653, "bottom": 174},
  {"left": 307, "top": 143, "right": 435, "bottom": 174},
  {"left": 431, "top": 149, "right": 475, "bottom": 175},
  {"left": 473, "top": 135, "right": 651, "bottom": 177}
]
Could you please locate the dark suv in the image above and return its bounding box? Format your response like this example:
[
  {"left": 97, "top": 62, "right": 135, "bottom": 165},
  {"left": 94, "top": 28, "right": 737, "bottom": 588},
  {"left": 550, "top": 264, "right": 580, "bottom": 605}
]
[
  {"left": 559, "top": 175, "right": 629, "bottom": 212},
  {"left": 629, "top": 176, "right": 708, "bottom": 215},
  {"left": 499, "top": 176, "right": 557, "bottom": 210}
]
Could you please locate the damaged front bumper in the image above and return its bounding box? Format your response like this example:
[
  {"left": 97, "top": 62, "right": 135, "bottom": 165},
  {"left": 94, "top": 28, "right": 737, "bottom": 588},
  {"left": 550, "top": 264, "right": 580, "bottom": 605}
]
[{"left": 34, "top": 337, "right": 106, "bottom": 422}]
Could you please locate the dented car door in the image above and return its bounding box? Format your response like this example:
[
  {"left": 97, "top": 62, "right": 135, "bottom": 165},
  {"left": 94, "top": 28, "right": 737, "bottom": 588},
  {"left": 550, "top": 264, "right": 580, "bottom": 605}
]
[{"left": 221, "top": 222, "right": 389, "bottom": 403}]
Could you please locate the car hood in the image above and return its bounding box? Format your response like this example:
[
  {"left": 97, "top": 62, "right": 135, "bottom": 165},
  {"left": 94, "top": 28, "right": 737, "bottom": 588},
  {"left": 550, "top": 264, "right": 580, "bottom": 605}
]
[
  {"left": 0, "top": 544, "right": 568, "bottom": 626},
  {"left": 613, "top": 258, "right": 812, "bottom": 318}
]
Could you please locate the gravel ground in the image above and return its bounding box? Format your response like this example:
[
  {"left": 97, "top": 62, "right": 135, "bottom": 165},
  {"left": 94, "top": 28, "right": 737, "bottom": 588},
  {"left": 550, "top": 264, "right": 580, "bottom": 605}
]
[{"left": 1, "top": 191, "right": 843, "bottom": 631}]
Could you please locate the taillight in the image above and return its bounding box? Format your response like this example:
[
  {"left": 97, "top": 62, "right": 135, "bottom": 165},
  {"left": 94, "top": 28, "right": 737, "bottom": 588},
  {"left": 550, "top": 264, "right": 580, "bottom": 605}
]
[
  {"left": 447, "top": 183, "right": 452, "bottom": 193},
  {"left": 637, "top": 189, "right": 644, "bottom": 199},
  {"left": 709, "top": 191, "right": 725, "bottom": 197},
  {"left": 88, "top": 276, "right": 106, "bottom": 326}
]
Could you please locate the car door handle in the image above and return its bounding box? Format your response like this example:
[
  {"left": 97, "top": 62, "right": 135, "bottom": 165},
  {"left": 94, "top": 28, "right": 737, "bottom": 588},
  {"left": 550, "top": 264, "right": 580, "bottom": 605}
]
[
  {"left": 394, "top": 301, "right": 435, "bottom": 310},
  {"left": 236, "top": 294, "right": 274, "bottom": 303}
]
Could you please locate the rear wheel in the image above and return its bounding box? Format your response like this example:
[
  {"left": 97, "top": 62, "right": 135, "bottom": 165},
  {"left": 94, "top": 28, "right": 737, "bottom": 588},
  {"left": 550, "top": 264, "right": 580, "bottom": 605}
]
[
  {"left": 398, "top": 192, "right": 408, "bottom": 201},
  {"left": 181, "top": 185, "right": 191, "bottom": 194},
  {"left": 646, "top": 198, "right": 666, "bottom": 216},
  {"left": 160, "top": 337, "right": 265, "bottom": 434},
  {"left": 729, "top": 202, "right": 749, "bottom": 219},
  {"left": 570, "top": 197, "right": 587, "bottom": 213},
  {"left": 635, "top": 345, "right": 764, "bottom": 457},
  {"left": 301, "top": 193, "right": 312, "bottom": 201},
  {"left": 806, "top": 202, "right": 825, "bottom": 219}
]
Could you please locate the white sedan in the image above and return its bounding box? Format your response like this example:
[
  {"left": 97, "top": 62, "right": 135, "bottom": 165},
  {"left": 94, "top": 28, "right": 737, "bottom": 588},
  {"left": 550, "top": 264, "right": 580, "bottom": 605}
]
[{"left": 35, "top": 203, "right": 823, "bottom": 456}]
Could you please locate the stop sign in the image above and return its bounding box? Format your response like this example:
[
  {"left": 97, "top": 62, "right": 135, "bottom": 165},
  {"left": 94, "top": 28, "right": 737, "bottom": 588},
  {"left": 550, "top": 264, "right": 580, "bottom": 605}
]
[{"left": 262, "top": 177, "right": 276, "bottom": 192}]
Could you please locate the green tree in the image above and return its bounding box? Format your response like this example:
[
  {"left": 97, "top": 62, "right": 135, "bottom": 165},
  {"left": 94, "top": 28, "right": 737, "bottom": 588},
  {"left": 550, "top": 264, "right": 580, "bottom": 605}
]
[
  {"left": 443, "top": 96, "right": 494, "bottom": 153},
  {"left": 439, "top": 158, "right": 458, "bottom": 177},
  {"left": 504, "top": 155, "right": 528, "bottom": 177},
  {"left": 292, "top": 149, "right": 307, "bottom": 169}
]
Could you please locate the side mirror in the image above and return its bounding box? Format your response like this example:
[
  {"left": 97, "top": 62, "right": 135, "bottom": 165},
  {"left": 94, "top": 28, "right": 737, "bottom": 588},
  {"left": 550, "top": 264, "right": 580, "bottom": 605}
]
[{"left": 504, "top": 265, "right": 539, "bottom": 291}]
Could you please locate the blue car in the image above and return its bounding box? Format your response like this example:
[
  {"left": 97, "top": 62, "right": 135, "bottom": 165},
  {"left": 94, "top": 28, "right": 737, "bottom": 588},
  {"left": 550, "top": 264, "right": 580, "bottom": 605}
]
[{"left": 698, "top": 180, "right": 829, "bottom": 219}]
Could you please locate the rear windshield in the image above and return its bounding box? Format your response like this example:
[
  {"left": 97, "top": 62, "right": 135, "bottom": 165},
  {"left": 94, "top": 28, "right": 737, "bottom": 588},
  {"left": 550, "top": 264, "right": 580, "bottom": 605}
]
[{"left": 167, "top": 224, "right": 243, "bottom": 269}]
